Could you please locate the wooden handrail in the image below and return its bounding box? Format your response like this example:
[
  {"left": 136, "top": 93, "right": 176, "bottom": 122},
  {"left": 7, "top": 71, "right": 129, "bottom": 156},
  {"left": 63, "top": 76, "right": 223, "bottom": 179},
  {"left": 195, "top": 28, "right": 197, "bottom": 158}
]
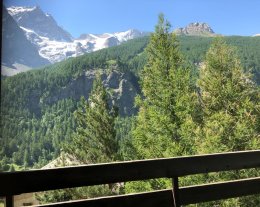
[
  {"left": 0, "top": 150, "right": 259, "bottom": 207},
  {"left": 1, "top": 150, "right": 259, "bottom": 196}
]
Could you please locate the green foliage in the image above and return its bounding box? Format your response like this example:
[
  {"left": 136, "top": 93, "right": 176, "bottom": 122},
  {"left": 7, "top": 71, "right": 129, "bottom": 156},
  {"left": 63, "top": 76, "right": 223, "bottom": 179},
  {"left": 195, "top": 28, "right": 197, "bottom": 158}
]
[
  {"left": 179, "top": 35, "right": 260, "bottom": 84},
  {"left": 125, "top": 178, "right": 172, "bottom": 193},
  {"left": 1, "top": 34, "right": 259, "bottom": 170},
  {"left": 36, "top": 189, "right": 74, "bottom": 204},
  {"left": 125, "top": 19, "right": 259, "bottom": 206},
  {"left": 132, "top": 14, "right": 199, "bottom": 160},
  {"left": 37, "top": 185, "right": 115, "bottom": 204},
  {"left": 192, "top": 38, "right": 260, "bottom": 206},
  {"left": 65, "top": 74, "right": 120, "bottom": 163},
  {"left": 0, "top": 35, "right": 150, "bottom": 169},
  {"left": 0, "top": 98, "right": 76, "bottom": 170},
  {"left": 126, "top": 14, "right": 200, "bottom": 193},
  {"left": 38, "top": 75, "right": 122, "bottom": 203},
  {"left": 197, "top": 38, "right": 260, "bottom": 153},
  {"left": 115, "top": 116, "right": 136, "bottom": 160}
]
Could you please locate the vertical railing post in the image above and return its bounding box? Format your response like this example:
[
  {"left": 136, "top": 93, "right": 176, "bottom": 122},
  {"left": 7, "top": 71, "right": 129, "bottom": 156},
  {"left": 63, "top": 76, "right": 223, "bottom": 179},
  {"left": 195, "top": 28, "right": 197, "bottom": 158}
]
[
  {"left": 5, "top": 195, "right": 14, "bottom": 207},
  {"left": 172, "top": 177, "right": 180, "bottom": 207}
]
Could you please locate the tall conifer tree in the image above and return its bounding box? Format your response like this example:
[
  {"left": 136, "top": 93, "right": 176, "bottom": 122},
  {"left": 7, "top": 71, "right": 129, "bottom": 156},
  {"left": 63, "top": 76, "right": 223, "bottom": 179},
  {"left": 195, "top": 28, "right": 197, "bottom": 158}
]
[
  {"left": 198, "top": 38, "right": 260, "bottom": 152},
  {"left": 132, "top": 14, "right": 199, "bottom": 160},
  {"left": 66, "top": 74, "right": 120, "bottom": 163},
  {"left": 197, "top": 38, "right": 260, "bottom": 206}
]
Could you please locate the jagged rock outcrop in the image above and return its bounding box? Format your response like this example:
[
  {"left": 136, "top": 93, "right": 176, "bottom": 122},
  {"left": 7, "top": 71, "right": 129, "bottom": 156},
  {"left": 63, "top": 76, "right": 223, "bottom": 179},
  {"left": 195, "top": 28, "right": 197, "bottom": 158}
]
[
  {"left": 104, "top": 36, "right": 120, "bottom": 47},
  {"left": 41, "top": 153, "right": 82, "bottom": 169},
  {"left": 174, "top": 22, "right": 216, "bottom": 36}
]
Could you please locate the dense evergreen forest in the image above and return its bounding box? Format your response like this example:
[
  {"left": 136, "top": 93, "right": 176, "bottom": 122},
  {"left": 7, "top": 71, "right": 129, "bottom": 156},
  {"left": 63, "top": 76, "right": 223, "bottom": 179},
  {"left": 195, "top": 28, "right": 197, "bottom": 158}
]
[{"left": 1, "top": 34, "right": 260, "bottom": 171}]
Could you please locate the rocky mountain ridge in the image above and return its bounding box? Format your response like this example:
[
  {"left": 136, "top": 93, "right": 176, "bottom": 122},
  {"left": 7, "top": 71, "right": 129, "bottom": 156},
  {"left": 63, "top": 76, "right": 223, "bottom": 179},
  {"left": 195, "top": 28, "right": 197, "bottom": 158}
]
[{"left": 174, "top": 22, "right": 216, "bottom": 36}]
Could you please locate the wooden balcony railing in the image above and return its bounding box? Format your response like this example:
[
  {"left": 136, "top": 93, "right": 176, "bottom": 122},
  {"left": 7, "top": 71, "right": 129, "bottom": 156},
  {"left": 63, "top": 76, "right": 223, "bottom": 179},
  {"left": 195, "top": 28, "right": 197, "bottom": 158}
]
[{"left": 0, "top": 150, "right": 259, "bottom": 207}]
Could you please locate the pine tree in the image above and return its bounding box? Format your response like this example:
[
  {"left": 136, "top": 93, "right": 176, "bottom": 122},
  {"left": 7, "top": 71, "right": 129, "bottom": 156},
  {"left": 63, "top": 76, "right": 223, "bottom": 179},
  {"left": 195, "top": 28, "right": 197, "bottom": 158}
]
[
  {"left": 65, "top": 74, "right": 120, "bottom": 164},
  {"left": 197, "top": 38, "right": 260, "bottom": 206},
  {"left": 132, "top": 14, "right": 199, "bottom": 160},
  {"left": 125, "top": 14, "right": 201, "bottom": 194},
  {"left": 198, "top": 38, "right": 260, "bottom": 153}
]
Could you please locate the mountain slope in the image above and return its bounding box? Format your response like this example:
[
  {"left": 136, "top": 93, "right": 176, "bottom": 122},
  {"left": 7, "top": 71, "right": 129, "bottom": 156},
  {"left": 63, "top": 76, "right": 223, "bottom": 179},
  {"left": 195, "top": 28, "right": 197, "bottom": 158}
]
[
  {"left": 1, "top": 6, "right": 50, "bottom": 76},
  {"left": 2, "top": 35, "right": 259, "bottom": 117},
  {"left": 1, "top": 35, "right": 260, "bottom": 169},
  {"left": 7, "top": 6, "right": 149, "bottom": 64}
]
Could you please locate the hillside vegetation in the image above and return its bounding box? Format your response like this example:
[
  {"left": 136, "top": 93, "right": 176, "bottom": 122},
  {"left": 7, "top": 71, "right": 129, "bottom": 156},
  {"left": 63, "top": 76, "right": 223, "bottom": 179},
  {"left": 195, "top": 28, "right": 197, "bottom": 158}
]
[{"left": 1, "top": 35, "right": 260, "bottom": 171}]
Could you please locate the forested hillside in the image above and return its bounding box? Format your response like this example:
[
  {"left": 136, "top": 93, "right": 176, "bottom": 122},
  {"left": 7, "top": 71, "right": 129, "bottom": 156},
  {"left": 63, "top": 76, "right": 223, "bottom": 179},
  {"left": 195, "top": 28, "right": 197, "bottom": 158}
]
[{"left": 1, "top": 35, "right": 260, "bottom": 171}]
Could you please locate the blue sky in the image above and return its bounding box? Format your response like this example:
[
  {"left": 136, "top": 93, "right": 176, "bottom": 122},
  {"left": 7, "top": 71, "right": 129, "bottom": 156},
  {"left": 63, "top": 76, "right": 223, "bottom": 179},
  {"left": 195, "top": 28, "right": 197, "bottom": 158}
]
[{"left": 3, "top": 0, "right": 260, "bottom": 38}]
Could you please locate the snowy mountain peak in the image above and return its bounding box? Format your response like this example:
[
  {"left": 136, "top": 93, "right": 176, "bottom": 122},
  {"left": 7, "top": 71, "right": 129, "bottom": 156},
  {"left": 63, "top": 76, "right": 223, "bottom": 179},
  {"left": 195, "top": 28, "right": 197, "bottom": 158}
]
[
  {"left": 6, "top": 5, "right": 149, "bottom": 65},
  {"left": 78, "top": 29, "right": 147, "bottom": 42},
  {"left": 114, "top": 29, "right": 147, "bottom": 42},
  {"left": 7, "top": 6, "right": 72, "bottom": 42},
  {"left": 7, "top": 6, "right": 37, "bottom": 15},
  {"left": 74, "top": 29, "right": 147, "bottom": 54}
]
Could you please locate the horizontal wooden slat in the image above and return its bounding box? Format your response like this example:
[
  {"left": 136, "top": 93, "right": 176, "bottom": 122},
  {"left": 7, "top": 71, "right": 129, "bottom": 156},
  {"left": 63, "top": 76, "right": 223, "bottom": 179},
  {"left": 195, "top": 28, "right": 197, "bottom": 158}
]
[
  {"left": 0, "top": 150, "right": 259, "bottom": 196},
  {"left": 33, "top": 189, "right": 174, "bottom": 207},
  {"left": 179, "top": 177, "right": 260, "bottom": 205}
]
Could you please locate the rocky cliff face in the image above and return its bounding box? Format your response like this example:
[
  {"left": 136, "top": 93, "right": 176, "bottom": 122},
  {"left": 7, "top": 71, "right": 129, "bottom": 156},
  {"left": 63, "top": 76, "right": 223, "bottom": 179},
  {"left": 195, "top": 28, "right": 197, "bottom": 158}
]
[
  {"left": 42, "top": 70, "right": 140, "bottom": 116},
  {"left": 174, "top": 22, "right": 216, "bottom": 36}
]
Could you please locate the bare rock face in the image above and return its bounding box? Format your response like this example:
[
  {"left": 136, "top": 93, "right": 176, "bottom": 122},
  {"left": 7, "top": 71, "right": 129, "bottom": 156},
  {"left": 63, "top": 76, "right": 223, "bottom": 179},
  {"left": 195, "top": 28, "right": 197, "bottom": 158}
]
[
  {"left": 42, "top": 70, "right": 140, "bottom": 116},
  {"left": 104, "top": 37, "right": 120, "bottom": 47},
  {"left": 105, "top": 71, "right": 121, "bottom": 89},
  {"left": 174, "top": 22, "right": 216, "bottom": 36}
]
